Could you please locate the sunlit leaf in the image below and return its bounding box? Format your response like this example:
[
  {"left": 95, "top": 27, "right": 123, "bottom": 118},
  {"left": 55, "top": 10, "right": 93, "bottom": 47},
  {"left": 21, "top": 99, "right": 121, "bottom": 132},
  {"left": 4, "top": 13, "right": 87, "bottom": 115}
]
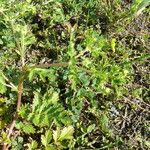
[
  {"left": 53, "top": 128, "right": 61, "bottom": 142},
  {"left": 22, "top": 124, "right": 35, "bottom": 134},
  {"left": 41, "top": 130, "right": 52, "bottom": 146},
  {"left": 0, "top": 75, "right": 7, "bottom": 94},
  {"left": 58, "top": 126, "right": 74, "bottom": 141},
  {"left": 27, "top": 140, "right": 38, "bottom": 150}
]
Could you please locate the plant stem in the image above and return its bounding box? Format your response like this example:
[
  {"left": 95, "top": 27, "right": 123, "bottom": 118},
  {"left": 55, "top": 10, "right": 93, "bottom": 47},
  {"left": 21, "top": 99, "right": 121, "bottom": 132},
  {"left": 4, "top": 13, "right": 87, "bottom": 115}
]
[
  {"left": 33, "top": 62, "right": 69, "bottom": 68},
  {"left": 2, "top": 69, "right": 25, "bottom": 150}
]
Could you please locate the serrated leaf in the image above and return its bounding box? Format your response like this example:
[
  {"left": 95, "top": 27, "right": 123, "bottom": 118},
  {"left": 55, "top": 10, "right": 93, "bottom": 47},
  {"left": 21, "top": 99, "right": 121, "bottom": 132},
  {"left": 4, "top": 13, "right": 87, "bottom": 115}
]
[
  {"left": 19, "top": 104, "right": 30, "bottom": 119},
  {"left": 22, "top": 123, "right": 35, "bottom": 134},
  {"left": 20, "top": 91, "right": 68, "bottom": 127},
  {"left": 15, "top": 121, "right": 24, "bottom": 130},
  {"left": 0, "top": 132, "right": 11, "bottom": 144},
  {"left": 32, "top": 114, "right": 40, "bottom": 125},
  {"left": 27, "top": 140, "right": 38, "bottom": 150},
  {"left": 41, "top": 130, "right": 52, "bottom": 146},
  {"left": 41, "top": 114, "right": 49, "bottom": 126},
  {"left": 58, "top": 126, "right": 74, "bottom": 141},
  {"left": 41, "top": 135, "right": 47, "bottom": 146},
  {"left": 32, "top": 92, "right": 40, "bottom": 112},
  {"left": 53, "top": 128, "right": 61, "bottom": 142}
]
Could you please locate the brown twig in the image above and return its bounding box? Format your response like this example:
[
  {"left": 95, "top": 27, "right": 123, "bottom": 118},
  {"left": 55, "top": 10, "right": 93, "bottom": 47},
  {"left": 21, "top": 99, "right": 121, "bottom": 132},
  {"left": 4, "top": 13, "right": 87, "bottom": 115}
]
[
  {"left": 30, "top": 62, "right": 93, "bottom": 74},
  {"left": 33, "top": 62, "right": 69, "bottom": 68},
  {"left": 2, "top": 69, "right": 25, "bottom": 150}
]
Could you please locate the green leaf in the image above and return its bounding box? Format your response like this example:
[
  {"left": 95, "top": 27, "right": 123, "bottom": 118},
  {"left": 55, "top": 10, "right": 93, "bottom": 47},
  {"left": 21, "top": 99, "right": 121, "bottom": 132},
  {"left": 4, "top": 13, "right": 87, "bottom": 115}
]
[
  {"left": 22, "top": 124, "right": 35, "bottom": 134},
  {"left": 28, "top": 69, "right": 34, "bottom": 81},
  {"left": 23, "top": 91, "right": 66, "bottom": 127},
  {"left": 19, "top": 104, "right": 30, "bottom": 119},
  {"left": 111, "top": 38, "right": 116, "bottom": 53},
  {"left": 53, "top": 127, "right": 61, "bottom": 142},
  {"left": 41, "top": 130, "right": 52, "bottom": 147},
  {"left": 0, "top": 132, "right": 11, "bottom": 144},
  {"left": 32, "top": 114, "right": 40, "bottom": 125},
  {"left": 0, "top": 75, "right": 7, "bottom": 94},
  {"left": 58, "top": 126, "right": 74, "bottom": 141},
  {"left": 51, "top": 92, "right": 59, "bottom": 104},
  {"left": 87, "top": 124, "right": 95, "bottom": 133},
  {"left": 45, "top": 145, "right": 56, "bottom": 150},
  {"left": 27, "top": 140, "right": 38, "bottom": 150},
  {"left": 16, "top": 121, "right": 35, "bottom": 134},
  {"left": 99, "top": 113, "right": 109, "bottom": 133}
]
